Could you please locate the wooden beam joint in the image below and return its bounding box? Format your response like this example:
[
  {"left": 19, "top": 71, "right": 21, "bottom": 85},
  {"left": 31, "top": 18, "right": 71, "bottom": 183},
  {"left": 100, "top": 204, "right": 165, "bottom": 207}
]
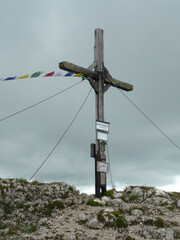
[{"left": 59, "top": 61, "right": 133, "bottom": 92}]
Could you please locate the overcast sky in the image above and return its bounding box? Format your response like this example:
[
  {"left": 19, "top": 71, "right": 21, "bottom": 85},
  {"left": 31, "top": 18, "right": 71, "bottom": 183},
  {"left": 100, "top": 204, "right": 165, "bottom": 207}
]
[{"left": 0, "top": 0, "right": 180, "bottom": 193}]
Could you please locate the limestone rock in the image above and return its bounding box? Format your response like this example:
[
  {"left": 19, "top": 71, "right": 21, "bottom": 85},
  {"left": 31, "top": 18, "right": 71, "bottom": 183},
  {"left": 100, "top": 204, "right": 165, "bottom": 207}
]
[
  {"left": 66, "top": 234, "right": 76, "bottom": 240},
  {"left": 87, "top": 218, "right": 102, "bottom": 229},
  {"left": 130, "top": 187, "right": 143, "bottom": 197},
  {"left": 113, "top": 191, "right": 122, "bottom": 199},
  {"left": 78, "top": 213, "right": 86, "bottom": 221},
  {"left": 0, "top": 178, "right": 179, "bottom": 240},
  {"left": 131, "top": 209, "right": 143, "bottom": 217}
]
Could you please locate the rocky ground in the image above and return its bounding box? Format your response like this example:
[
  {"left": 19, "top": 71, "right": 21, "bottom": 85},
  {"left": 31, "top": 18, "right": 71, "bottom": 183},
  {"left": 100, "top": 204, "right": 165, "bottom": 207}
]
[{"left": 0, "top": 178, "right": 180, "bottom": 239}]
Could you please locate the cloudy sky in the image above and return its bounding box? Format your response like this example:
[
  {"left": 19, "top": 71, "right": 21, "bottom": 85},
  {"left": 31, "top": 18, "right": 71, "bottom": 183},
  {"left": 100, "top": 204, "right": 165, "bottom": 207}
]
[{"left": 0, "top": 0, "right": 180, "bottom": 193}]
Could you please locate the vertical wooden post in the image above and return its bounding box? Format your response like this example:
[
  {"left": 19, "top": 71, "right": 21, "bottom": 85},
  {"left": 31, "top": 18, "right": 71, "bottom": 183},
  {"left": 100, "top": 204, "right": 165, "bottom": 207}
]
[
  {"left": 94, "top": 28, "right": 106, "bottom": 198},
  {"left": 59, "top": 29, "right": 133, "bottom": 199}
]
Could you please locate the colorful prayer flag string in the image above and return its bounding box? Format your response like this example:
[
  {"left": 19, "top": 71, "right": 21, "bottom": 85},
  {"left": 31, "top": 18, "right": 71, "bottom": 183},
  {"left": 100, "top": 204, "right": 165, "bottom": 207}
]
[{"left": 0, "top": 70, "right": 84, "bottom": 81}]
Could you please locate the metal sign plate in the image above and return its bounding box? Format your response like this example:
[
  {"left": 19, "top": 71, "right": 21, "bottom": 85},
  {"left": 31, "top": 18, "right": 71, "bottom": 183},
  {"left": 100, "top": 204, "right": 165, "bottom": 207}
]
[
  {"left": 96, "top": 121, "right": 109, "bottom": 133},
  {"left": 97, "top": 131, "right": 108, "bottom": 141},
  {"left": 97, "top": 161, "right": 109, "bottom": 173}
]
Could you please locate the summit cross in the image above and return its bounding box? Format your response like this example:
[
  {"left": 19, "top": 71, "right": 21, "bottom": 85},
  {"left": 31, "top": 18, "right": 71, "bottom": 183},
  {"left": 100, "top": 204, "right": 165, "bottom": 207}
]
[{"left": 59, "top": 28, "right": 133, "bottom": 198}]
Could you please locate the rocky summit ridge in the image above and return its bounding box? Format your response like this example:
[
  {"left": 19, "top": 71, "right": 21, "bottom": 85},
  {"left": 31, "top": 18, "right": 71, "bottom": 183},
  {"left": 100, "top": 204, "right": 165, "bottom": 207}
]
[{"left": 0, "top": 178, "right": 180, "bottom": 240}]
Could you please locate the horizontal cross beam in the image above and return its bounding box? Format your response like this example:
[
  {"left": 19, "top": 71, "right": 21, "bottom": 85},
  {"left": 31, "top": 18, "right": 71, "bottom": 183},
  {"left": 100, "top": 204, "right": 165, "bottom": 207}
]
[{"left": 59, "top": 61, "right": 133, "bottom": 92}]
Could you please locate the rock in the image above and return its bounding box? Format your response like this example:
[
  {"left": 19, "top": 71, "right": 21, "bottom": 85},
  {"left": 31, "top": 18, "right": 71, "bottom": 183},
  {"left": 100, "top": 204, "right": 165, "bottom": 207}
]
[
  {"left": 153, "top": 196, "right": 164, "bottom": 205},
  {"left": 101, "top": 196, "right": 110, "bottom": 204},
  {"left": 109, "top": 198, "right": 127, "bottom": 208},
  {"left": 66, "top": 234, "right": 76, "bottom": 240},
  {"left": 78, "top": 213, "right": 86, "bottom": 221},
  {"left": 93, "top": 198, "right": 102, "bottom": 204},
  {"left": 157, "top": 228, "right": 174, "bottom": 240},
  {"left": 38, "top": 218, "right": 48, "bottom": 226},
  {"left": 113, "top": 191, "right": 122, "bottom": 199},
  {"left": 87, "top": 218, "right": 102, "bottom": 229},
  {"left": 0, "top": 209, "right": 4, "bottom": 217},
  {"left": 155, "top": 189, "right": 169, "bottom": 198},
  {"left": 103, "top": 208, "right": 114, "bottom": 213},
  {"left": 141, "top": 215, "right": 156, "bottom": 223},
  {"left": 131, "top": 209, "right": 143, "bottom": 217},
  {"left": 130, "top": 187, "right": 143, "bottom": 197},
  {"left": 0, "top": 178, "right": 179, "bottom": 240}
]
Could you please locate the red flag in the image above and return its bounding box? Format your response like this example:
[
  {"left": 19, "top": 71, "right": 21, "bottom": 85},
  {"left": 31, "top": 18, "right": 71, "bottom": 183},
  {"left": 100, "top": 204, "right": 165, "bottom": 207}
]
[{"left": 43, "top": 71, "right": 55, "bottom": 77}]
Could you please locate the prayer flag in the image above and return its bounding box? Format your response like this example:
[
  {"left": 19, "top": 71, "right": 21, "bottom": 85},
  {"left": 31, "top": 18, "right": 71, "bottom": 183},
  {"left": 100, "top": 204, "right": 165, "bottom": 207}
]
[
  {"left": 31, "top": 71, "right": 43, "bottom": 78},
  {"left": 43, "top": 71, "right": 55, "bottom": 77},
  {"left": 4, "top": 76, "right": 17, "bottom": 81},
  {"left": 54, "top": 70, "right": 64, "bottom": 77},
  {"left": 18, "top": 74, "right": 29, "bottom": 79},
  {"left": 1, "top": 69, "right": 77, "bottom": 82},
  {"left": 73, "top": 73, "right": 83, "bottom": 77},
  {"left": 64, "top": 72, "right": 74, "bottom": 77}
]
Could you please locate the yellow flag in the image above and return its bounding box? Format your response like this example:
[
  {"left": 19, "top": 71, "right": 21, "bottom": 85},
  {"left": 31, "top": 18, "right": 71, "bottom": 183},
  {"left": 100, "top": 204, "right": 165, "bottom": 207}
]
[
  {"left": 18, "top": 74, "right": 29, "bottom": 79},
  {"left": 73, "top": 73, "right": 83, "bottom": 77}
]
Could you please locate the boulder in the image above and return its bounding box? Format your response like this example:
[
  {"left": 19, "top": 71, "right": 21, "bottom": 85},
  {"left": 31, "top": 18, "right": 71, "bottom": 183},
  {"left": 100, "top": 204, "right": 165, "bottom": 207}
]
[
  {"left": 131, "top": 209, "right": 143, "bottom": 217},
  {"left": 130, "top": 187, "right": 143, "bottom": 197},
  {"left": 177, "top": 199, "right": 180, "bottom": 207},
  {"left": 87, "top": 218, "right": 102, "bottom": 229}
]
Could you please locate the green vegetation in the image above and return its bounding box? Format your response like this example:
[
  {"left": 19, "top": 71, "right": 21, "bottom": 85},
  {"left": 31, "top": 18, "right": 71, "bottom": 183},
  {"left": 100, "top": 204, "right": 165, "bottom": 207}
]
[
  {"left": 144, "top": 219, "right": 154, "bottom": 226},
  {"left": 86, "top": 200, "right": 102, "bottom": 207},
  {"left": 0, "top": 221, "right": 6, "bottom": 230},
  {"left": 167, "top": 206, "right": 175, "bottom": 211},
  {"left": 114, "top": 215, "right": 128, "bottom": 228},
  {"left": 126, "top": 237, "right": 135, "bottom": 240},
  {"left": 31, "top": 180, "right": 42, "bottom": 186},
  {"left": 169, "top": 192, "right": 180, "bottom": 200},
  {"left": 174, "top": 230, "right": 180, "bottom": 239},
  {"left": 19, "top": 224, "right": 37, "bottom": 233},
  {"left": 104, "top": 189, "right": 115, "bottom": 199},
  {"left": 97, "top": 210, "right": 128, "bottom": 228},
  {"left": 61, "top": 192, "right": 69, "bottom": 199},
  {"left": 77, "top": 219, "right": 88, "bottom": 225},
  {"left": 170, "top": 221, "right": 179, "bottom": 227},
  {"left": 14, "top": 201, "right": 24, "bottom": 209},
  {"left": 160, "top": 202, "right": 169, "bottom": 206},
  {"left": 3, "top": 201, "right": 14, "bottom": 214},
  {"left": 129, "top": 195, "right": 139, "bottom": 201},
  {"left": 137, "top": 186, "right": 154, "bottom": 191},
  {"left": 156, "top": 195, "right": 168, "bottom": 199},
  {"left": 144, "top": 217, "right": 165, "bottom": 228},
  {"left": 130, "top": 206, "right": 147, "bottom": 214},
  {"left": 44, "top": 200, "right": 64, "bottom": 210},
  {"left": 154, "top": 217, "right": 165, "bottom": 228},
  {"left": 5, "top": 223, "right": 37, "bottom": 235},
  {"left": 39, "top": 207, "right": 52, "bottom": 217},
  {"left": 69, "top": 186, "right": 74, "bottom": 192},
  {"left": 128, "top": 186, "right": 154, "bottom": 191},
  {"left": 18, "top": 178, "right": 28, "bottom": 185},
  {"left": 37, "top": 200, "right": 65, "bottom": 217}
]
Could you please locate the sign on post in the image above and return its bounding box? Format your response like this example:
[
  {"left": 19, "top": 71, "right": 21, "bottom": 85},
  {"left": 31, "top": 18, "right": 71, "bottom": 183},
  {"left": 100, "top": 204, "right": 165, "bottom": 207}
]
[
  {"left": 96, "top": 121, "right": 110, "bottom": 142},
  {"left": 97, "top": 161, "right": 109, "bottom": 173}
]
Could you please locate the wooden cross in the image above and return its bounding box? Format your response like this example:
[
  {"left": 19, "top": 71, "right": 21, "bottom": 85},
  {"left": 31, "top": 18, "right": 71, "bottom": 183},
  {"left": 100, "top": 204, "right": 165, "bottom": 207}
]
[{"left": 59, "top": 28, "right": 133, "bottom": 198}]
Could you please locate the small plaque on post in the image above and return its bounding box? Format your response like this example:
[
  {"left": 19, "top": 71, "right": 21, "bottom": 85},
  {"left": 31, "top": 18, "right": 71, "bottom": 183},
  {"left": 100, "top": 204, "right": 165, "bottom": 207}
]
[
  {"left": 96, "top": 121, "right": 110, "bottom": 142},
  {"left": 96, "top": 121, "right": 110, "bottom": 132},
  {"left": 97, "top": 161, "right": 109, "bottom": 173},
  {"left": 97, "top": 131, "right": 108, "bottom": 141}
]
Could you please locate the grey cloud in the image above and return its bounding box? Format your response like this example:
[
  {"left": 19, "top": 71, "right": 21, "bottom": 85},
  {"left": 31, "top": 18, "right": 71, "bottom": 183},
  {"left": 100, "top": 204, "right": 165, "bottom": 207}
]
[{"left": 0, "top": 0, "right": 180, "bottom": 192}]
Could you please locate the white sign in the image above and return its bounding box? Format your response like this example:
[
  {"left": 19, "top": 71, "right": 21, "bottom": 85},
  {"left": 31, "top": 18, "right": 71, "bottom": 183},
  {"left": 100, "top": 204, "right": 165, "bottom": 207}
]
[
  {"left": 97, "top": 131, "right": 108, "bottom": 141},
  {"left": 96, "top": 121, "right": 109, "bottom": 133},
  {"left": 97, "top": 162, "right": 109, "bottom": 173}
]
